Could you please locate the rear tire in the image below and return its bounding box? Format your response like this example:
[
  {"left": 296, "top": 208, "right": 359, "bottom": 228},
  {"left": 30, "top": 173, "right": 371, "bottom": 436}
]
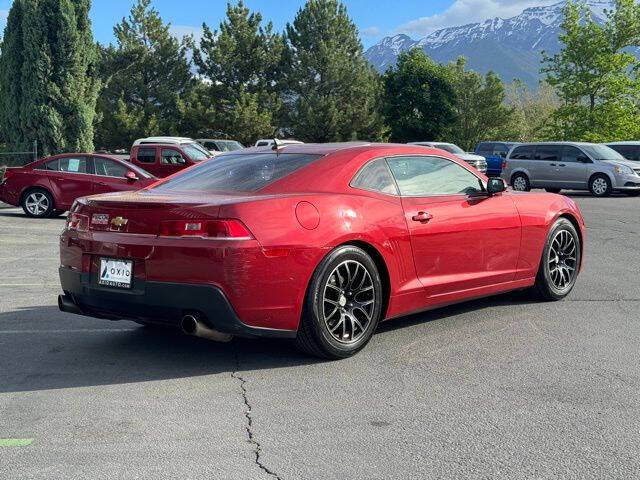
[
  {"left": 589, "top": 174, "right": 612, "bottom": 197},
  {"left": 545, "top": 188, "right": 562, "bottom": 193},
  {"left": 532, "top": 218, "right": 581, "bottom": 301},
  {"left": 295, "top": 246, "right": 383, "bottom": 359},
  {"left": 511, "top": 173, "right": 530, "bottom": 192},
  {"left": 21, "top": 189, "right": 54, "bottom": 218}
]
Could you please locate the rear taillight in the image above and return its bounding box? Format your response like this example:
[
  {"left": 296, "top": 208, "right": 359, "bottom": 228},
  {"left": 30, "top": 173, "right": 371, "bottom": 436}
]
[
  {"left": 159, "top": 219, "right": 253, "bottom": 239},
  {"left": 67, "top": 213, "right": 89, "bottom": 231}
]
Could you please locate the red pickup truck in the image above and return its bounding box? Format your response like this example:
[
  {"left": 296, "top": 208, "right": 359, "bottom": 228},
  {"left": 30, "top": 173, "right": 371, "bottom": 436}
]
[{"left": 129, "top": 138, "right": 213, "bottom": 178}]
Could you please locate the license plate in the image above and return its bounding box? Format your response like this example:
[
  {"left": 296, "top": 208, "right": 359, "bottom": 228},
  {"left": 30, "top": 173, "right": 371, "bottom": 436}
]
[{"left": 98, "top": 258, "right": 133, "bottom": 289}]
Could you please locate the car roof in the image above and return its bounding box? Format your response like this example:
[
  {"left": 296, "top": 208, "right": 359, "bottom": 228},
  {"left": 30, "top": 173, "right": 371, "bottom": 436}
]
[
  {"left": 511, "top": 141, "right": 600, "bottom": 147},
  {"left": 606, "top": 141, "right": 640, "bottom": 145},
  {"left": 238, "top": 142, "right": 373, "bottom": 155},
  {"left": 133, "top": 137, "right": 194, "bottom": 146}
]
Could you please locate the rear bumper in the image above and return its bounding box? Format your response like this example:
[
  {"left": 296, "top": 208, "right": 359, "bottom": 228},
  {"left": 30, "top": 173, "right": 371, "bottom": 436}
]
[{"left": 58, "top": 267, "right": 296, "bottom": 338}]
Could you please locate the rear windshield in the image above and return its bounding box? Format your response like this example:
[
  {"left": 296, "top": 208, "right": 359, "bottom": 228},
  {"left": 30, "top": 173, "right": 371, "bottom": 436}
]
[{"left": 151, "top": 153, "right": 322, "bottom": 193}]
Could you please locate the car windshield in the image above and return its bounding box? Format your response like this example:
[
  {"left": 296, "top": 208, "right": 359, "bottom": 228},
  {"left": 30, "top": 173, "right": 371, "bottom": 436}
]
[
  {"left": 151, "top": 153, "right": 322, "bottom": 193},
  {"left": 434, "top": 143, "right": 465, "bottom": 154},
  {"left": 581, "top": 144, "right": 625, "bottom": 161},
  {"left": 182, "top": 143, "right": 210, "bottom": 161},
  {"left": 217, "top": 141, "right": 244, "bottom": 152}
]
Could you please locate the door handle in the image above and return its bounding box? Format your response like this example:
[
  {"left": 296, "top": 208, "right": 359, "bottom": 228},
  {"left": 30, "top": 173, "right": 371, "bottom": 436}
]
[
  {"left": 549, "top": 163, "right": 556, "bottom": 166},
  {"left": 97, "top": 181, "right": 107, "bottom": 186},
  {"left": 412, "top": 212, "right": 433, "bottom": 223},
  {"left": 558, "top": 163, "right": 566, "bottom": 167}
]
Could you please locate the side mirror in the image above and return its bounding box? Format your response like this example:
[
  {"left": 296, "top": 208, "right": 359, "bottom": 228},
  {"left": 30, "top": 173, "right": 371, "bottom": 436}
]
[
  {"left": 487, "top": 177, "right": 506, "bottom": 195},
  {"left": 125, "top": 171, "right": 139, "bottom": 182}
]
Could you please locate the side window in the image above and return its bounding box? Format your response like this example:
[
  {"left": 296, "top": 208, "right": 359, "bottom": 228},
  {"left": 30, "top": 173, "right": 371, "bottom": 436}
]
[
  {"left": 36, "top": 159, "right": 60, "bottom": 171},
  {"left": 136, "top": 148, "right": 156, "bottom": 164},
  {"left": 205, "top": 142, "right": 220, "bottom": 151},
  {"left": 510, "top": 146, "right": 534, "bottom": 160},
  {"left": 535, "top": 146, "right": 560, "bottom": 161},
  {"left": 94, "top": 157, "right": 129, "bottom": 178},
  {"left": 476, "top": 143, "right": 493, "bottom": 155},
  {"left": 493, "top": 144, "right": 508, "bottom": 158},
  {"left": 256, "top": 141, "right": 269, "bottom": 147},
  {"left": 161, "top": 149, "right": 186, "bottom": 165},
  {"left": 386, "top": 156, "right": 482, "bottom": 197},
  {"left": 351, "top": 158, "right": 398, "bottom": 195},
  {"left": 563, "top": 146, "right": 585, "bottom": 163},
  {"left": 59, "top": 157, "right": 87, "bottom": 173},
  {"left": 608, "top": 145, "right": 638, "bottom": 161}
]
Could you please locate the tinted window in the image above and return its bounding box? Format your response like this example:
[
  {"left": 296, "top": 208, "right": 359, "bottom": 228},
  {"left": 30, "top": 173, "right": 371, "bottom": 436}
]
[
  {"left": 386, "top": 156, "right": 482, "bottom": 196},
  {"left": 562, "top": 146, "right": 585, "bottom": 163},
  {"left": 608, "top": 145, "right": 639, "bottom": 161},
  {"left": 152, "top": 153, "right": 321, "bottom": 193},
  {"left": 94, "top": 158, "right": 129, "bottom": 178},
  {"left": 161, "top": 149, "right": 186, "bottom": 165},
  {"left": 256, "top": 141, "right": 270, "bottom": 147},
  {"left": 493, "top": 144, "right": 509, "bottom": 158},
  {"left": 35, "top": 159, "right": 59, "bottom": 171},
  {"left": 351, "top": 159, "right": 398, "bottom": 195},
  {"left": 510, "top": 146, "right": 534, "bottom": 160},
  {"left": 476, "top": 142, "right": 493, "bottom": 155},
  {"left": 203, "top": 141, "right": 220, "bottom": 151},
  {"left": 137, "top": 148, "right": 156, "bottom": 164},
  {"left": 535, "top": 146, "right": 560, "bottom": 161},
  {"left": 59, "top": 157, "right": 87, "bottom": 173}
]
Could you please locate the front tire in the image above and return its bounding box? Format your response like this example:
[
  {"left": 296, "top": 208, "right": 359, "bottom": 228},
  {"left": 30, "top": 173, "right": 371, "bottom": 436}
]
[
  {"left": 533, "top": 218, "right": 581, "bottom": 301},
  {"left": 511, "top": 173, "right": 531, "bottom": 192},
  {"left": 589, "top": 174, "right": 612, "bottom": 197},
  {"left": 21, "top": 189, "right": 54, "bottom": 218},
  {"left": 295, "top": 246, "right": 383, "bottom": 359}
]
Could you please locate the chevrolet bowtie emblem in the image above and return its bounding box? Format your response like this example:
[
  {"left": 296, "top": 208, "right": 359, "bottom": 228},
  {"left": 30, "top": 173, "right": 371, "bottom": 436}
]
[{"left": 111, "top": 216, "right": 128, "bottom": 228}]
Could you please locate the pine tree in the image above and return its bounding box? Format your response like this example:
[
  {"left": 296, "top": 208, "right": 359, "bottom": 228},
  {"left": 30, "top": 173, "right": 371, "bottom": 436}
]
[
  {"left": 94, "top": 0, "right": 193, "bottom": 150},
  {"left": 382, "top": 49, "right": 456, "bottom": 143},
  {"left": 0, "top": 0, "right": 100, "bottom": 155},
  {"left": 282, "top": 0, "right": 387, "bottom": 142},
  {"left": 192, "top": 1, "right": 284, "bottom": 144}
]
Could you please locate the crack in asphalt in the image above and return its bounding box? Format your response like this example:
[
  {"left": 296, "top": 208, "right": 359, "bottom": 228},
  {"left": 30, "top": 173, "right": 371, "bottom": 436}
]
[{"left": 232, "top": 349, "right": 282, "bottom": 480}]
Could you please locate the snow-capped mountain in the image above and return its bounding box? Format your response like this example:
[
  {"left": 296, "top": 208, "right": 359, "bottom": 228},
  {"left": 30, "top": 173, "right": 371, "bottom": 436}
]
[{"left": 365, "top": 0, "right": 616, "bottom": 86}]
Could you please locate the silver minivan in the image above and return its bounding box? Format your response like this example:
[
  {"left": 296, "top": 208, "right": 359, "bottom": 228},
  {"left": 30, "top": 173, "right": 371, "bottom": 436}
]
[{"left": 502, "top": 142, "right": 640, "bottom": 197}]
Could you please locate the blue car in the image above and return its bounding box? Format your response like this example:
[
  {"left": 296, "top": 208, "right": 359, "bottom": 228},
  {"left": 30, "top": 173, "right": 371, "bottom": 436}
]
[{"left": 474, "top": 141, "right": 520, "bottom": 177}]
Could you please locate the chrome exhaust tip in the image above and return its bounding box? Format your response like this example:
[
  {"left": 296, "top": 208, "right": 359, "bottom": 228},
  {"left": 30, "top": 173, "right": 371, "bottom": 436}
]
[
  {"left": 58, "top": 294, "right": 83, "bottom": 315},
  {"left": 181, "top": 314, "right": 233, "bottom": 343}
]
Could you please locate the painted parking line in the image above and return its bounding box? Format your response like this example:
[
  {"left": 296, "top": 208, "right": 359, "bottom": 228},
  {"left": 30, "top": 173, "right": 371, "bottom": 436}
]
[{"left": 0, "top": 439, "right": 33, "bottom": 447}]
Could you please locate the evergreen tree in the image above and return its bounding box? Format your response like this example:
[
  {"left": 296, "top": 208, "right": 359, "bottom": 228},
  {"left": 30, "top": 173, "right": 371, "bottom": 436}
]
[
  {"left": 94, "top": 0, "right": 193, "bottom": 149},
  {"left": 542, "top": 0, "right": 640, "bottom": 141},
  {"left": 192, "top": 1, "right": 284, "bottom": 144},
  {"left": 0, "top": 0, "right": 100, "bottom": 155},
  {"left": 282, "top": 0, "right": 386, "bottom": 142},
  {"left": 447, "top": 57, "right": 514, "bottom": 151},
  {"left": 382, "top": 49, "right": 456, "bottom": 143}
]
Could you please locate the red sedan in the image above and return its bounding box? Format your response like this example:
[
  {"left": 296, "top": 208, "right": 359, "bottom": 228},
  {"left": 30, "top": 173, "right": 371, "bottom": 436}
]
[
  {"left": 58, "top": 143, "right": 585, "bottom": 358},
  {"left": 0, "top": 153, "right": 156, "bottom": 218}
]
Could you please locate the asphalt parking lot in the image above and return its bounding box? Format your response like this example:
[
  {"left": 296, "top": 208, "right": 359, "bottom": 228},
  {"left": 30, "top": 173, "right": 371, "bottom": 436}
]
[{"left": 1, "top": 193, "right": 639, "bottom": 480}]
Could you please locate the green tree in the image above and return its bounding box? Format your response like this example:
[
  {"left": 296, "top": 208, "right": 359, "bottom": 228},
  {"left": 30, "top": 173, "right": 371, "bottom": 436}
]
[
  {"left": 542, "top": 0, "right": 640, "bottom": 141},
  {"left": 94, "top": 0, "right": 193, "bottom": 149},
  {"left": 282, "top": 0, "right": 387, "bottom": 142},
  {"left": 382, "top": 49, "right": 456, "bottom": 143},
  {"left": 505, "top": 80, "right": 560, "bottom": 142},
  {"left": 192, "top": 1, "right": 284, "bottom": 144},
  {"left": 0, "top": 0, "right": 100, "bottom": 156},
  {"left": 447, "top": 57, "right": 514, "bottom": 151}
]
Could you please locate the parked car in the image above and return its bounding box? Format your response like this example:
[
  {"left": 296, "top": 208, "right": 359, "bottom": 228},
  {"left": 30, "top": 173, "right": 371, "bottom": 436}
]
[
  {"left": 58, "top": 143, "right": 584, "bottom": 359},
  {"left": 197, "top": 139, "right": 244, "bottom": 154},
  {"left": 475, "top": 141, "right": 520, "bottom": 177},
  {"left": 502, "top": 142, "right": 640, "bottom": 197},
  {"left": 0, "top": 153, "right": 156, "bottom": 218},
  {"left": 129, "top": 140, "right": 212, "bottom": 178},
  {"left": 409, "top": 142, "right": 487, "bottom": 173},
  {"left": 255, "top": 139, "right": 303, "bottom": 147},
  {"left": 605, "top": 142, "right": 640, "bottom": 162}
]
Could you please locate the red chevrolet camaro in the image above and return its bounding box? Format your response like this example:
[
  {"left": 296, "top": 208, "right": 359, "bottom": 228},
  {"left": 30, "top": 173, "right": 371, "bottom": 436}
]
[
  {"left": 0, "top": 153, "right": 156, "bottom": 218},
  {"left": 58, "top": 143, "right": 585, "bottom": 358}
]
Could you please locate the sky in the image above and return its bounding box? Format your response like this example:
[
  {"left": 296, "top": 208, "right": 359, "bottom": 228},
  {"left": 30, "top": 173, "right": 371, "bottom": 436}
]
[{"left": 0, "top": 0, "right": 559, "bottom": 48}]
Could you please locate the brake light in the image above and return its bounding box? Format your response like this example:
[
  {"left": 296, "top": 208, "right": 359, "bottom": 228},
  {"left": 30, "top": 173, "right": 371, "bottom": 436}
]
[
  {"left": 159, "top": 219, "right": 253, "bottom": 239},
  {"left": 67, "top": 213, "right": 89, "bottom": 231}
]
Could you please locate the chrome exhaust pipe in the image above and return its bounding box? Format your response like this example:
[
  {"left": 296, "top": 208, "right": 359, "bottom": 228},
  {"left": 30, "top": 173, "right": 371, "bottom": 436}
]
[
  {"left": 181, "top": 314, "right": 233, "bottom": 343},
  {"left": 58, "top": 294, "right": 84, "bottom": 315}
]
